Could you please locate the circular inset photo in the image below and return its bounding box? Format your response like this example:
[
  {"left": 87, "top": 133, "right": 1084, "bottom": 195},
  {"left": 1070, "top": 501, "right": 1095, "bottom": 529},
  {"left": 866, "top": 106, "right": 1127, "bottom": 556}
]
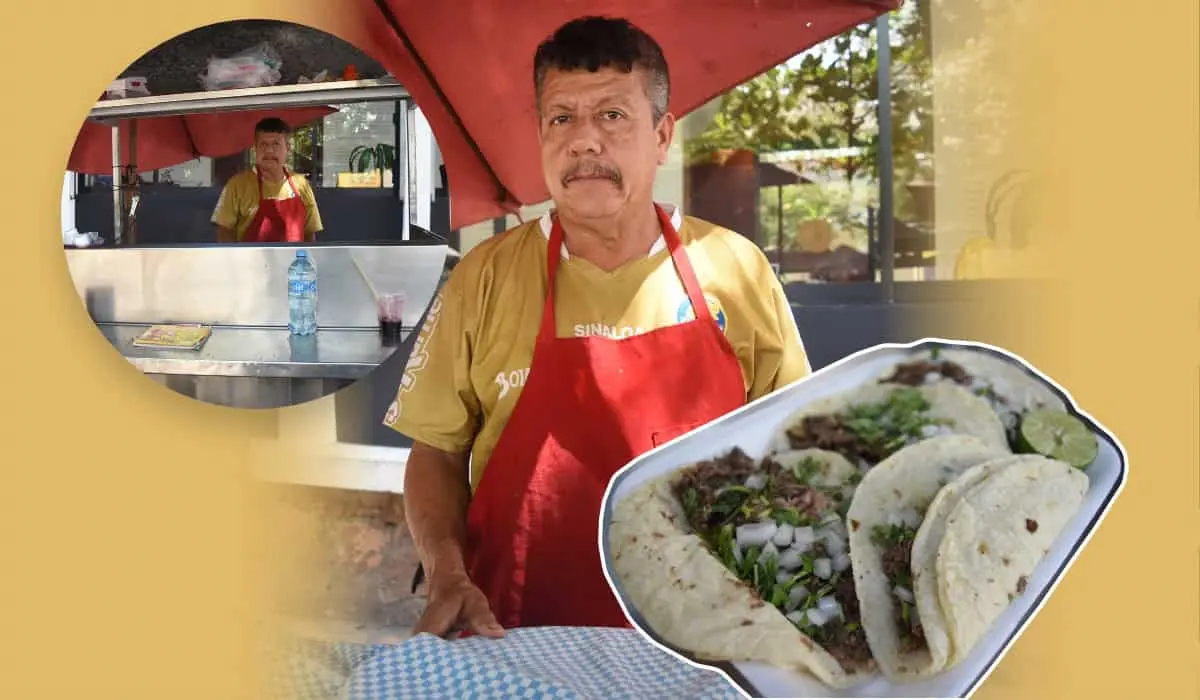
[{"left": 62, "top": 19, "right": 452, "bottom": 409}]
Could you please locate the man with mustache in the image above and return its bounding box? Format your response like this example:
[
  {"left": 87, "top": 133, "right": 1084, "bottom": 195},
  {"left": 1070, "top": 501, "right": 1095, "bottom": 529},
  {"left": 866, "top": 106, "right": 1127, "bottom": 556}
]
[
  {"left": 384, "top": 16, "right": 811, "bottom": 637},
  {"left": 211, "top": 117, "right": 323, "bottom": 243}
]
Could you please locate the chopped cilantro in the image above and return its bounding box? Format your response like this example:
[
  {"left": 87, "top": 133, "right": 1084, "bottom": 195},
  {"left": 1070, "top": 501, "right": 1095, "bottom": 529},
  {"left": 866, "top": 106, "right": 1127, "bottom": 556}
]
[
  {"left": 871, "top": 523, "right": 917, "bottom": 548},
  {"left": 791, "top": 456, "right": 823, "bottom": 484}
]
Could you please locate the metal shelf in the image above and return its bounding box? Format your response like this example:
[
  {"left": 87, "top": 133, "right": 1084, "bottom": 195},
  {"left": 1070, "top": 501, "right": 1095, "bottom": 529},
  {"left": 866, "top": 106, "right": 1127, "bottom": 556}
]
[{"left": 88, "top": 78, "right": 410, "bottom": 121}]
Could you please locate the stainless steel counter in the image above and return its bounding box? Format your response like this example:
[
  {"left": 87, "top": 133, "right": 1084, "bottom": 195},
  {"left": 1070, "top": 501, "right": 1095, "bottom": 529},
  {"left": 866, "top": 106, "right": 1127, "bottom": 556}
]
[
  {"left": 65, "top": 242, "right": 445, "bottom": 409},
  {"left": 65, "top": 243, "right": 446, "bottom": 330},
  {"left": 100, "top": 324, "right": 408, "bottom": 380}
]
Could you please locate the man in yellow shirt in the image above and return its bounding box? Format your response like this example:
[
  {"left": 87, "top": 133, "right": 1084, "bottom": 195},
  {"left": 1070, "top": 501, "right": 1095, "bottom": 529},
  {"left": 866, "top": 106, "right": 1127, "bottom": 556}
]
[
  {"left": 384, "top": 16, "right": 811, "bottom": 638},
  {"left": 211, "top": 117, "right": 323, "bottom": 243}
]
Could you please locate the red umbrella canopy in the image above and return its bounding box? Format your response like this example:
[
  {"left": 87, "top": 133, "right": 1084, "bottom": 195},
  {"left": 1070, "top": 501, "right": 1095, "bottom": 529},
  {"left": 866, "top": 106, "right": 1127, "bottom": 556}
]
[
  {"left": 67, "top": 106, "right": 337, "bottom": 175},
  {"left": 349, "top": 0, "right": 900, "bottom": 230}
]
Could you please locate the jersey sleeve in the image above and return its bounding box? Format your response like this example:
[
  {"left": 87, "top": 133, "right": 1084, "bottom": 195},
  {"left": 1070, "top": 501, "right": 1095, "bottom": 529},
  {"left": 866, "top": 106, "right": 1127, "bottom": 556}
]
[
  {"left": 210, "top": 179, "right": 240, "bottom": 230},
  {"left": 298, "top": 178, "right": 324, "bottom": 236},
  {"left": 383, "top": 266, "right": 481, "bottom": 455},
  {"left": 747, "top": 264, "right": 813, "bottom": 402}
]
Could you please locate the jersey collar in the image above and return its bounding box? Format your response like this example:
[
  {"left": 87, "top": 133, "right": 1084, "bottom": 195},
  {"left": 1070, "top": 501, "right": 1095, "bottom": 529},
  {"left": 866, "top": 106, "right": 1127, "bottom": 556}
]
[{"left": 538, "top": 203, "right": 682, "bottom": 260}]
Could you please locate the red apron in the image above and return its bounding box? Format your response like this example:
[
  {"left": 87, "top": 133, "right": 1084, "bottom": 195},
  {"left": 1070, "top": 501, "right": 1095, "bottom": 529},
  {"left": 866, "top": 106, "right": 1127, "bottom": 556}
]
[
  {"left": 241, "top": 168, "right": 307, "bottom": 243},
  {"left": 464, "top": 204, "right": 747, "bottom": 629}
]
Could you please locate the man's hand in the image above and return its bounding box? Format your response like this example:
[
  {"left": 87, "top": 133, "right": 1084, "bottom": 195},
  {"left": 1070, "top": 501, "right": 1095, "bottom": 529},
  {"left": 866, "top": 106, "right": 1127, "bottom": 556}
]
[{"left": 415, "top": 571, "right": 506, "bottom": 639}]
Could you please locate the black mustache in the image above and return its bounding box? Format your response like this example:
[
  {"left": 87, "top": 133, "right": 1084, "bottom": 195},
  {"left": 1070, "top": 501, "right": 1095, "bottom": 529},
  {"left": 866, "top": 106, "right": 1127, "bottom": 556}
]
[{"left": 562, "top": 162, "right": 621, "bottom": 186}]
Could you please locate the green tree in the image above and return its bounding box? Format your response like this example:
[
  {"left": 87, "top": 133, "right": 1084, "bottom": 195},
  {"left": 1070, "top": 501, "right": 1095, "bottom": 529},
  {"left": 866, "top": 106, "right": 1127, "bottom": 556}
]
[{"left": 684, "top": 1, "right": 933, "bottom": 190}]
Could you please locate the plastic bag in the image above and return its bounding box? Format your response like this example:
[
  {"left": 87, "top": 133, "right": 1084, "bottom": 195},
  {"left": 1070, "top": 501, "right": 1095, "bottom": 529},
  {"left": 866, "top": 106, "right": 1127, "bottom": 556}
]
[{"left": 199, "top": 42, "right": 283, "bottom": 91}]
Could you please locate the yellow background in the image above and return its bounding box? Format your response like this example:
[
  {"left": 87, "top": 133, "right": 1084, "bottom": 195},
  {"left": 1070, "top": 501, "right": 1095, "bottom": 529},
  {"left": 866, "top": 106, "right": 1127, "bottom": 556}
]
[{"left": 0, "top": 1, "right": 1195, "bottom": 698}]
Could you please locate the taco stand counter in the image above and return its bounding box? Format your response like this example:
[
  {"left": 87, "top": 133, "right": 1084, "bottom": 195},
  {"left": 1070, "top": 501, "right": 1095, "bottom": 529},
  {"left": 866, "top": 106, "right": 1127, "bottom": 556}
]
[{"left": 64, "top": 241, "right": 447, "bottom": 409}]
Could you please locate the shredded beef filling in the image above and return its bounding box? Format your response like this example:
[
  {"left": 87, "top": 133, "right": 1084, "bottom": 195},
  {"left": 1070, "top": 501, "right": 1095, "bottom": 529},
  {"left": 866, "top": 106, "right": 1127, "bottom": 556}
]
[
  {"left": 675, "top": 448, "right": 760, "bottom": 531},
  {"left": 785, "top": 415, "right": 890, "bottom": 464},
  {"left": 877, "top": 531, "right": 926, "bottom": 652},
  {"left": 768, "top": 464, "right": 830, "bottom": 515},
  {"left": 882, "top": 360, "right": 971, "bottom": 387},
  {"left": 820, "top": 572, "right": 873, "bottom": 666}
]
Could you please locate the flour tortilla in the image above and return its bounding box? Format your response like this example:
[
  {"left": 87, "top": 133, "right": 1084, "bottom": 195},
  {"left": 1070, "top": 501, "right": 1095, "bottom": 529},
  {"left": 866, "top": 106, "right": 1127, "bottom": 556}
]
[
  {"left": 772, "top": 381, "right": 1011, "bottom": 458},
  {"left": 607, "top": 449, "right": 870, "bottom": 689},
  {"left": 845, "top": 435, "right": 1011, "bottom": 681},
  {"left": 932, "top": 456, "right": 1088, "bottom": 665}
]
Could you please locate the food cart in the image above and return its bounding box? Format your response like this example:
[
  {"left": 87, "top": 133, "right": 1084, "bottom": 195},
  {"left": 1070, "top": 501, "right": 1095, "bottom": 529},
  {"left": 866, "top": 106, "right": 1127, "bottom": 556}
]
[{"left": 64, "top": 77, "right": 449, "bottom": 409}]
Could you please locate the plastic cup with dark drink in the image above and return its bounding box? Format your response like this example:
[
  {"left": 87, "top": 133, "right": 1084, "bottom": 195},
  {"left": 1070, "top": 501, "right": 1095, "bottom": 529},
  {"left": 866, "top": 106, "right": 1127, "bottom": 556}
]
[{"left": 378, "top": 292, "right": 406, "bottom": 346}]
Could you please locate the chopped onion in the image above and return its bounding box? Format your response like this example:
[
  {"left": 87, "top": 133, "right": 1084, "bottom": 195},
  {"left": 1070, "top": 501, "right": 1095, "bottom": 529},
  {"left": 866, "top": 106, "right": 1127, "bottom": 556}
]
[
  {"left": 777, "top": 571, "right": 793, "bottom": 585},
  {"left": 788, "top": 585, "right": 810, "bottom": 606},
  {"left": 761, "top": 541, "right": 779, "bottom": 560},
  {"left": 924, "top": 371, "right": 941, "bottom": 383},
  {"left": 793, "top": 526, "right": 817, "bottom": 551},
  {"left": 820, "top": 512, "right": 842, "bottom": 527},
  {"left": 736, "top": 522, "right": 777, "bottom": 550},
  {"left": 813, "top": 558, "right": 833, "bottom": 579},
  {"left": 777, "top": 548, "right": 805, "bottom": 570},
  {"left": 786, "top": 610, "right": 807, "bottom": 625},
  {"left": 841, "top": 485, "right": 857, "bottom": 502},
  {"left": 772, "top": 523, "right": 795, "bottom": 547},
  {"left": 744, "top": 473, "right": 768, "bottom": 491},
  {"left": 733, "top": 545, "right": 743, "bottom": 565},
  {"left": 820, "top": 525, "right": 846, "bottom": 551},
  {"left": 817, "top": 596, "right": 842, "bottom": 617},
  {"left": 893, "top": 585, "right": 916, "bottom": 604},
  {"left": 821, "top": 516, "right": 847, "bottom": 539},
  {"left": 805, "top": 608, "right": 830, "bottom": 627},
  {"left": 920, "top": 424, "right": 944, "bottom": 438},
  {"left": 833, "top": 553, "right": 852, "bottom": 573}
]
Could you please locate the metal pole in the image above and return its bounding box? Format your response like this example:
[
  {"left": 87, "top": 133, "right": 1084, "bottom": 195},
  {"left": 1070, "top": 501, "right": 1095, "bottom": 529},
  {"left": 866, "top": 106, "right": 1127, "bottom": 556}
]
[
  {"left": 110, "top": 124, "right": 122, "bottom": 245},
  {"left": 398, "top": 99, "right": 411, "bottom": 241},
  {"left": 407, "top": 103, "right": 419, "bottom": 234},
  {"left": 867, "top": 206, "right": 877, "bottom": 281},
  {"left": 127, "top": 120, "right": 138, "bottom": 245},
  {"left": 876, "top": 13, "right": 896, "bottom": 300},
  {"left": 776, "top": 185, "right": 784, "bottom": 270}
]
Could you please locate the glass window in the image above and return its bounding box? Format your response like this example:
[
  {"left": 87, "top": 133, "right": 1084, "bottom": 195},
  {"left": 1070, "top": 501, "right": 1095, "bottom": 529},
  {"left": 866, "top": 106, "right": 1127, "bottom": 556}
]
[{"left": 74, "top": 99, "right": 404, "bottom": 194}]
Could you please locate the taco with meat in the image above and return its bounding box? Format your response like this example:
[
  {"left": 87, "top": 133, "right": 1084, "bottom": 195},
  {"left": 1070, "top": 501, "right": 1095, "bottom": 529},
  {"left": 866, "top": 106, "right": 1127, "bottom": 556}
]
[
  {"left": 608, "top": 447, "right": 876, "bottom": 689},
  {"left": 914, "top": 454, "right": 1089, "bottom": 671},
  {"left": 844, "top": 437, "right": 1013, "bottom": 680},
  {"left": 772, "top": 381, "right": 1011, "bottom": 470},
  {"left": 877, "top": 347, "right": 1067, "bottom": 445},
  {"left": 847, "top": 439, "right": 1087, "bottom": 681}
]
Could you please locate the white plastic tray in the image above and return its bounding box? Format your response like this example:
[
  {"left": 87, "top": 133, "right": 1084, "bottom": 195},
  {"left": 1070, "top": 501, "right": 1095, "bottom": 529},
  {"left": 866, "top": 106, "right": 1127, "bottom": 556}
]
[{"left": 599, "top": 338, "right": 1126, "bottom": 699}]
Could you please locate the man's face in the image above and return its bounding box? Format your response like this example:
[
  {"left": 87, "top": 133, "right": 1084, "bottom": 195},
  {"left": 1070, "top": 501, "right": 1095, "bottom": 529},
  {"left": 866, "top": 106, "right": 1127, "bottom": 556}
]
[
  {"left": 538, "top": 66, "right": 674, "bottom": 221},
  {"left": 254, "top": 131, "right": 290, "bottom": 173}
]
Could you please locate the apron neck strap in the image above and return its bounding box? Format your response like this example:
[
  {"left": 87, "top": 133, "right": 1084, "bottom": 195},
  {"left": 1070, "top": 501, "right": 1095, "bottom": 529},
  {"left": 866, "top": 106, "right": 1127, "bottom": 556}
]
[
  {"left": 256, "top": 167, "right": 295, "bottom": 198},
  {"left": 540, "top": 204, "right": 712, "bottom": 343}
]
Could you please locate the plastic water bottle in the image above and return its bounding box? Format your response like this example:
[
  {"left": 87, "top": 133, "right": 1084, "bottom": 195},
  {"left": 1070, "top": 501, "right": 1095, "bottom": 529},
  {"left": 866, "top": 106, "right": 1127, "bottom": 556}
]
[{"left": 287, "top": 250, "right": 318, "bottom": 335}]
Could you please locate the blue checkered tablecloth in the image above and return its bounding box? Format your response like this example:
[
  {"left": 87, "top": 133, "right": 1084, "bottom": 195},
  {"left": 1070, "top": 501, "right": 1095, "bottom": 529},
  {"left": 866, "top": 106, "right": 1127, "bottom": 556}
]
[{"left": 263, "top": 627, "right": 746, "bottom": 700}]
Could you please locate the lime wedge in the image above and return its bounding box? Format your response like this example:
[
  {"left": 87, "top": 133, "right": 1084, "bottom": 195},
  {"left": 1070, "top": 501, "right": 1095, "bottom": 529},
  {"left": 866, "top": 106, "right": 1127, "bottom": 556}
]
[{"left": 1017, "top": 409, "right": 1098, "bottom": 469}]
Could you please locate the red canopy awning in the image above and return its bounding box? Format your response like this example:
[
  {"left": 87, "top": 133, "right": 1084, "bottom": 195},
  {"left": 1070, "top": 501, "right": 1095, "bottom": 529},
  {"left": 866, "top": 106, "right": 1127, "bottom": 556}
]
[
  {"left": 68, "top": 106, "right": 337, "bottom": 175},
  {"left": 346, "top": 0, "right": 900, "bottom": 230}
]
